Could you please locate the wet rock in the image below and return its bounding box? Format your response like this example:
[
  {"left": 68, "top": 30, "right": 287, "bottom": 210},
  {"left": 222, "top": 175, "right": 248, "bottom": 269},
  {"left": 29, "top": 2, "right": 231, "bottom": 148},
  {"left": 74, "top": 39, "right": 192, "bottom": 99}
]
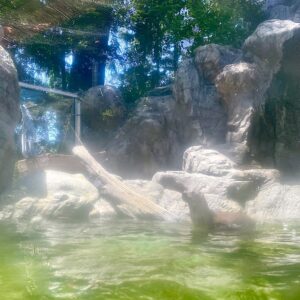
[{"left": 0, "top": 46, "right": 20, "bottom": 194}]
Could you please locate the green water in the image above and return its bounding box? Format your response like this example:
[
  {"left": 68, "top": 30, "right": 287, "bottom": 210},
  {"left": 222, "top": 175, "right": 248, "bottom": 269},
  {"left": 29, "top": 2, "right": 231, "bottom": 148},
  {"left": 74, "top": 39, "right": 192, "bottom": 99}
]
[{"left": 0, "top": 220, "right": 300, "bottom": 300}]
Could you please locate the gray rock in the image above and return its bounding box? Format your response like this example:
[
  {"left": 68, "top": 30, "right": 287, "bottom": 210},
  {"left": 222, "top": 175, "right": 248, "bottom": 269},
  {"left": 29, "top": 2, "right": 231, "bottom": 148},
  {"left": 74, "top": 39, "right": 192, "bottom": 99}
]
[
  {"left": 243, "top": 20, "right": 300, "bottom": 175},
  {"left": 183, "top": 146, "right": 236, "bottom": 176},
  {"left": 152, "top": 171, "right": 242, "bottom": 213},
  {"left": 8, "top": 171, "right": 100, "bottom": 221},
  {"left": 269, "top": 5, "right": 292, "bottom": 20},
  {"left": 215, "top": 20, "right": 300, "bottom": 174},
  {"left": 246, "top": 183, "right": 300, "bottom": 222},
  {"left": 108, "top": 95, "right": 181, "bottom": 177},
  {"left": 125, "top": 179, "right": 190, "bottom": 222},
  {"left": 81, "top": 85, "right": 125, "bottom": 151},
  {"left": 89, "top": 199, "right": 117, "bottom": 219},
  {"left": 108, "top": 44, "right": 241, "bottom": 177},
  {"left": 0, "top": 46, "right": 20, "bottom": 194},
  {"left": 194, "top": 44, "right": 242, "bottom": 82},
  {"left": 265, "top": 0, "right": 300, "bottom": 23}
]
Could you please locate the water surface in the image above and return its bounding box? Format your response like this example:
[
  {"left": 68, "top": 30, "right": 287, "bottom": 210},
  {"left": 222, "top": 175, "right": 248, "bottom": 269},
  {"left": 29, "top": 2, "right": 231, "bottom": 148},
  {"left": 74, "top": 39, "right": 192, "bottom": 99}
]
[{"left": 0, "top": 220, "right": 300, "bottom": 300}]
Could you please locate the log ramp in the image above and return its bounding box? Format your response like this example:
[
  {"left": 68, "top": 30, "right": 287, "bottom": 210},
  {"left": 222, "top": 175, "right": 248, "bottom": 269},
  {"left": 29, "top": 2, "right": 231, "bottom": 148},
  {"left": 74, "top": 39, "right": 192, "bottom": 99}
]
[
  {"left": 73, "top": 146, "right": 173, "bottom": 220},
  {"left": 17, "top": 146, "right": 174, "bottom": 221}
]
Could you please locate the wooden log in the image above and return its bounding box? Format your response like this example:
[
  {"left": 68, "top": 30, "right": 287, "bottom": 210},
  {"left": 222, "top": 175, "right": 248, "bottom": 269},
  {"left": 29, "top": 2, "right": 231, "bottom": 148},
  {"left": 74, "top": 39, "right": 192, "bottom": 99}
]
[{"left": 73, "top": 145, "right": 173, "bottom": 220}]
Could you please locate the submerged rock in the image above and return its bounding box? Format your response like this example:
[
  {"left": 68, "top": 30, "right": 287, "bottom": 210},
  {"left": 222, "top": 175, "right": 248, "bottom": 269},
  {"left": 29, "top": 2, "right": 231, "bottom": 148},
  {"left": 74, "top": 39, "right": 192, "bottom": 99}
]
[{"left": 0, "top": 46, "right": 20, "bottom": 194}]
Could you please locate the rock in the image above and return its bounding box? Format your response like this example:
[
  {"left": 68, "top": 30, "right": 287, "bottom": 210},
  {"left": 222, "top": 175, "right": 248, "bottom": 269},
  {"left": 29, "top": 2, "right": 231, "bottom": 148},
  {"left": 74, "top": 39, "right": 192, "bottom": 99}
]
[
  {"left": 214, "top": 20, "right": 300, "bottom": 174},
  {"left": 194, "top": 44, "right": 242, "bottom": 82},
  {"left": 154, "top": 145, "right": 288, "bottom": 223},
  {"left": 89, "top": 199, "right": 117, "bottom": 219},
  {"left": 183, "top": 146, "right": 236, "bottom": 176},
  {"left": 147, "top": 85, "right": 173, "bottom": 97},
  {"left": 243, "top": 20, "right": 300, "bottom": 68},
  {"left": 269, "top": 5, "right": 292, "bottom": 20},
  {"left": 265, "top": 0, "right": 300, "bottom": 23},
  {"left": 0, "top": 26, "right": 4, "bottom": 42},
  {"left": 243, "top": 20, "right": 300, "bottom": 175},
  {"left": 108, "top": 44, "right": 240, "bottom": 177},
  {"left": 81, "top": 85, "right": 125, "bottom": 151},
  {"left": 216, "top": 62, "right": 264, "bottom": 162},
  {"left": 107, "top": 95, "right": 181, "bottom": 177},
  {"left": 9, "top": 170, "right": 100, "bottom": 221},
  {"left": 0, "top": 46, "right": 20, "bottom": 194},
  {"left": 125, "top": 179, "right": 190, "bottom": 222},
  {"left": 173, "top": 44, "right": 241, "bottom": 147},
  {"left": 152, "top": 171, "right": 242, "bottom": 213},
  {"left": 246, "top": 183, "right": 300, "bottom": 222}
]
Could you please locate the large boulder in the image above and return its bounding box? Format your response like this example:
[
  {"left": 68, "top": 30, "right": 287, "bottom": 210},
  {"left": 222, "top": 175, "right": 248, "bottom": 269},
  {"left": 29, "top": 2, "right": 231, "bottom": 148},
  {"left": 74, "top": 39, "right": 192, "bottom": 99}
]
[
  {"left": 152, "top": 171, "right": 243, "bottom": 213},
  {"left": 183, "top": 146, "right": 236, "bottom": 176},
  {"left": 81, "top": 85, "right": 125, "bottom": 151},
  {"left": 108, "top": 20, "right": 300, "bottom": 178},
  {"left": 0, "top": 46, "right": 20, "bottom": 194},
  {"left": 154, "top": 145, "right": 300, "bottom": 223},
  {"left": 107, "top": 94, "right": 181, "bottom": 177},
  {"left": 215, "top": 20, "right": 300, "bottom": 175},
  {"left": 244, "top": 20, "right": 300, "bottom": 175},
  {"left": 108, "top": 45, "right": 240, "bottom": 177}
]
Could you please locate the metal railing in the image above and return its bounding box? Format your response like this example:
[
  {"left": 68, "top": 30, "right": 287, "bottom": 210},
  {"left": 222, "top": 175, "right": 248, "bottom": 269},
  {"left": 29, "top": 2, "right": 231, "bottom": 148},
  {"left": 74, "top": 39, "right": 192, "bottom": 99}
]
[{"left": 19, "top": 82, "right": 81, "bottom": 145}]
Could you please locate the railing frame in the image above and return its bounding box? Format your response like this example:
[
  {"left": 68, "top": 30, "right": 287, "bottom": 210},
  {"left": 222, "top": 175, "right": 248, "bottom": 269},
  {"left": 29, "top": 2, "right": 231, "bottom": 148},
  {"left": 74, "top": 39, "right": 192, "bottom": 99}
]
[{"left": 19, "top": 82, "right": 81, "bottom": 145}]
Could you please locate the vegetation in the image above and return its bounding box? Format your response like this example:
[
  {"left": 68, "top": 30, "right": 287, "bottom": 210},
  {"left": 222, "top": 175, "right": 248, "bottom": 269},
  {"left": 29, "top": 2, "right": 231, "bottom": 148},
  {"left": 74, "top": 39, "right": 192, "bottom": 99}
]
[
  {"left": 112, "top": 0, "right": 265, "bottom": 105},
  {"left": 1, "top": 0, "right": 265, "bottom": 105}
]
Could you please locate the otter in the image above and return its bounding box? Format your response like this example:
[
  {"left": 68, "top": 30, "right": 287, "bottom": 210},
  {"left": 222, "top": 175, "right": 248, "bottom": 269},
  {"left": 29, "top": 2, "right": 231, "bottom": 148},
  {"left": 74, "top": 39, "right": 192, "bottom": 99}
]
[{"left": 182, "top": 191, "right": 255, "bottom": 231}]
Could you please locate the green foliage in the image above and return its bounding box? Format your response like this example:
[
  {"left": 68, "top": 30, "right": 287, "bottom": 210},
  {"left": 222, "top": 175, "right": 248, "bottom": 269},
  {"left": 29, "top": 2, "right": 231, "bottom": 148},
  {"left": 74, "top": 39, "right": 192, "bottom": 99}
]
[{"left": 112, "top": 0, "right": 265, "bottom": 105}]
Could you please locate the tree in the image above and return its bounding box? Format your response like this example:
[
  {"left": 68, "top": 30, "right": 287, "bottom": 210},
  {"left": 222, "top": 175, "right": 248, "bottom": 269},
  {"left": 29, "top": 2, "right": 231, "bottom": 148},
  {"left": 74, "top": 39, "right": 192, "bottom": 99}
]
[{"left": 111, "top": 0, "right": 265, "bottom": 105}]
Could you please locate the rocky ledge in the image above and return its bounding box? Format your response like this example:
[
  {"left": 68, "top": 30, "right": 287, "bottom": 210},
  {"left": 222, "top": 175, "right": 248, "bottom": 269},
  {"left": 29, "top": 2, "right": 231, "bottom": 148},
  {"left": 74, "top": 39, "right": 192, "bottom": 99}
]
[{"left": 0, "top": 46, "right": 20, "bottom": 194}]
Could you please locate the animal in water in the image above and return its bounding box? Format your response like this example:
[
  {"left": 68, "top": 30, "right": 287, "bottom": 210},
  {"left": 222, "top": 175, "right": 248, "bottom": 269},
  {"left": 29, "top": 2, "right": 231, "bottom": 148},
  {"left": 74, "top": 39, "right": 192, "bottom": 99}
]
[{"left": 182, "top": 191, "right": 255, "bottom": 230}]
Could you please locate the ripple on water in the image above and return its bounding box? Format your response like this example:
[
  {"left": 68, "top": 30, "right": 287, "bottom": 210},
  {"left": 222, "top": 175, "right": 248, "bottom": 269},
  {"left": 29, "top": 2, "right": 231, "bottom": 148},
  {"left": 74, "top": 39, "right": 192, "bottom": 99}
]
[{"left": 0, "top": 220, "right": 300, "bottom": 299}]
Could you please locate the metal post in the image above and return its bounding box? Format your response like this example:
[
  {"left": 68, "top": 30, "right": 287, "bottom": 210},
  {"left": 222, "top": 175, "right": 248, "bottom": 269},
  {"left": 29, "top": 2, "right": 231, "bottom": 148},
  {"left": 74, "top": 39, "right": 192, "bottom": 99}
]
[{"left": 75, "top": 98, "right": 81, "bottom": 145}]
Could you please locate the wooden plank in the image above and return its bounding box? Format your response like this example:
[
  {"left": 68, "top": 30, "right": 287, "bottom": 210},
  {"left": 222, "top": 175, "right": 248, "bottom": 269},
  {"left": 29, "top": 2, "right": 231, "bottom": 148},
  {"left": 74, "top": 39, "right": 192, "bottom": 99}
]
[{"left": 73, "top": 145, "right": 174, "bottom": 220}]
